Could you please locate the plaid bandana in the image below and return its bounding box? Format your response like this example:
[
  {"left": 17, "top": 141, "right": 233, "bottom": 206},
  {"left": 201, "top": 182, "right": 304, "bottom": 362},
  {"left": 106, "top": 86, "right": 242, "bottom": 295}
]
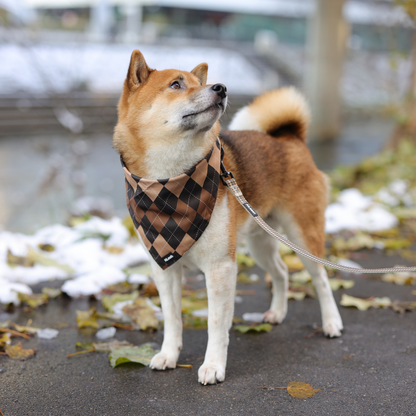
[{"left": 122, "top": 139, "right": 221, "bottom": 269}]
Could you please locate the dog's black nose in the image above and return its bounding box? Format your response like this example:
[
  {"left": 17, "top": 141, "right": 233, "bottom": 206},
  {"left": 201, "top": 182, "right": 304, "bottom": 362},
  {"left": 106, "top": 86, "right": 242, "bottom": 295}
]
[{"left": 211, "top": 83, "right": 227, "bottom": 99}]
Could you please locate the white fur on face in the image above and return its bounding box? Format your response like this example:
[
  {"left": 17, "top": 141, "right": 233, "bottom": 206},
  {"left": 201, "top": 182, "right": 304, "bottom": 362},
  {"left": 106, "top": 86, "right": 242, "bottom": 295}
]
[{"left": 138, "top": 87, "right": 226, "bottom": 179}]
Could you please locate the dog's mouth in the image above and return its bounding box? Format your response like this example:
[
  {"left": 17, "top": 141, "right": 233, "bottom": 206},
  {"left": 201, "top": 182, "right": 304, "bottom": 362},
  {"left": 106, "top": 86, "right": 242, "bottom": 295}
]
[{"left": 183, "top": 102, "right": 224, "bottom": 119}]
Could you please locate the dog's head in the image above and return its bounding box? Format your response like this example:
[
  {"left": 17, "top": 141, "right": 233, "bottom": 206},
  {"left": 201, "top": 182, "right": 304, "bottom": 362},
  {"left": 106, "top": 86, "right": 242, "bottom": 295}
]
[{"left": 115, "top": 50, "right": 227, "bottom": 155}]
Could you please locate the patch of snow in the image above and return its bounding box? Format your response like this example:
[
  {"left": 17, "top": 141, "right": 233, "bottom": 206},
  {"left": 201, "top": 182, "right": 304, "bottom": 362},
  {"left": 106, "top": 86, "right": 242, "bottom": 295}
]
[
  {"left": 96, "top": 327, "right": 116, "bottom": 340},
  {"left": 242, "top": 312, "right": 264, "bottom": 322},
  {"left": 37, "top": 328, "right": 59, "bottom": 339},
  {"left": 325, "top": 188, "right": 398, "bottom": 234}
]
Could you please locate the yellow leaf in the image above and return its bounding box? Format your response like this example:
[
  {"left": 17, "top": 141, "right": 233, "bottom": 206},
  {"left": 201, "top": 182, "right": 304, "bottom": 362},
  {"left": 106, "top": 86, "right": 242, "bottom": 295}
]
[
  {"left": 0, "top": 333, "right": 11, "bottom": 347},
  {"left": 287, "top": 290, "right": 306, "bottom": 301},
  {"left": 7, "top": 249, "right": 34, "bottom": 267},
  {"left": 287, "top": 381, "right": 321, "bottom": 399},
  {"left": 283, "top": 255, "right": 304, "bottom": 271},
  {"left": 18, "top": 292, "right": 48, "bottom": 308},
  {"left": 5, "top": 342, "right": 35, "bottom": 360},
  {"left": 236, "top": 253, "right": 256, "bottom": 269},
  {"left": 290, "top": 270, "right": 311, "bottom": 284},
  {"left": 340, "top": 294, "right": 392, "bottom": 311},
  {"left": 104, "top": 245, "right": 124, "bottom": 254},
  {"left": 382, "top": 271, "right": 416, "bottom": 285},
  {"left": 328, "top": 279, "right": 355, "bottom": 291},
  {"left": 122, "top": 215, "right": 138, "bottom": 239},
  {"left": 76, "top": 306, "right": 100, "bottom": 329},
  {"left": 12, "top": 324, "right": 39, "bottom": 334}
]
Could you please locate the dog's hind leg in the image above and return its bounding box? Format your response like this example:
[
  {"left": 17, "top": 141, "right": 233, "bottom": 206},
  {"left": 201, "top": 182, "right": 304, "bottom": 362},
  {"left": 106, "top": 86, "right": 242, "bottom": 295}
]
[
  {"left": 150, "top": 264, "right": 183, "bottom": 370},
  {"left": 280, "top": 211, "right": 343, "bottom": 338},
  {"left": 198, "top": 260, "right": 237, "bottom": 385},
  {"left": 246, "top": 227, "right": 289, "bottom": 324}
]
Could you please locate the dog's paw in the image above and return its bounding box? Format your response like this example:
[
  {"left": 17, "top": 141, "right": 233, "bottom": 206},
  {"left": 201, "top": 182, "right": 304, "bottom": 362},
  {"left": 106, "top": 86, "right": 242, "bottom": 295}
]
[
  {"left": 262, "top": 309, "right": 286, "bottom": 324},
  {"left": 198, "top": 363, "right": 225, "bottom": 385},
  {"left": 150, "top": 352, "right": 177, "bottom": 370},
  {"left": 323, "top": 317, "right": 343, "bottom": 338}
]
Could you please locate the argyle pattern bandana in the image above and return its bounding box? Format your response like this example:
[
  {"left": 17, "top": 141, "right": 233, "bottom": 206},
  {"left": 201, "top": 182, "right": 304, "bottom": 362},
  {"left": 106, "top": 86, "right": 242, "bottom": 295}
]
[{"left": 122, "top": 139, "right": 221, "bottom": 269}]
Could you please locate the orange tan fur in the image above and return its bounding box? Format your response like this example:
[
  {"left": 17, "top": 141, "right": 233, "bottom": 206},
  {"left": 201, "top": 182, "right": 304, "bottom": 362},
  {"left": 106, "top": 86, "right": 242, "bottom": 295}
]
[{"left": 113, "top": 50, "right": 343, "bottom": 385}]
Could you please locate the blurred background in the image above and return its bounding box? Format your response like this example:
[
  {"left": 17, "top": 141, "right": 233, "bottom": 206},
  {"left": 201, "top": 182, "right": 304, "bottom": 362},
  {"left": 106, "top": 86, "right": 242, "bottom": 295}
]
[{"left": 0, "top": 0, "right": 415, "bottom": 232}]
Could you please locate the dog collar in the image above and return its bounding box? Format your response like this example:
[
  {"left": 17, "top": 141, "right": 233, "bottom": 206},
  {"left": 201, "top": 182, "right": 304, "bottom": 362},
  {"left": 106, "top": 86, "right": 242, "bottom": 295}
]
[{"left": 122, "top": 138, "right": 221, "bottom": 269}]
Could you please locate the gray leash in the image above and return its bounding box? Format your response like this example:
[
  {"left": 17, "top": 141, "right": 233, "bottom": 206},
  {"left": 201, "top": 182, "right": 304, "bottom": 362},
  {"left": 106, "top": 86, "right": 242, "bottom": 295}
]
[{"left": 219, "top": 157, "right": 416, "bottom": 274}]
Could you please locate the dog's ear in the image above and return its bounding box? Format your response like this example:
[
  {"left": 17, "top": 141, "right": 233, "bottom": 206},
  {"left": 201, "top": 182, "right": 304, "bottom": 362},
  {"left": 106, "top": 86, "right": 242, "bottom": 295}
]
[
  {"left": 127, "top": 49, "right": 152, "bottom": 89},
  {"left": 191, "top": 63, "right": 208, "bottom": 86}
]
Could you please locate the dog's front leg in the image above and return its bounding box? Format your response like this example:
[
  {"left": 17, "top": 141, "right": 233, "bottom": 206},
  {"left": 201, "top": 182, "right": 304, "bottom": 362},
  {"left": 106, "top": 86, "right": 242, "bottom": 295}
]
[
  {"left": 198, "top": 260, "right": 237, "bottom": 385},
  {"left": 150, "top": 264, "right": 183, "bottom": 370}
]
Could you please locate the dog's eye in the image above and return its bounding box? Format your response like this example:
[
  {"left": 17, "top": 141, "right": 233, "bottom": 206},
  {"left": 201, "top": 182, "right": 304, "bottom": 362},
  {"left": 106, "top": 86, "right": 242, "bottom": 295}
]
[{"left": 170, "top": 81, "right": 181, "bottom": 89}]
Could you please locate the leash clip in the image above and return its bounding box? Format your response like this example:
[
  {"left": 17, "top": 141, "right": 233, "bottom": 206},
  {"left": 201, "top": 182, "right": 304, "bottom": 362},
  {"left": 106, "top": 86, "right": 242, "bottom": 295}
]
[{"left": 220, "top": 145, "right": 234, "bottom": 185}]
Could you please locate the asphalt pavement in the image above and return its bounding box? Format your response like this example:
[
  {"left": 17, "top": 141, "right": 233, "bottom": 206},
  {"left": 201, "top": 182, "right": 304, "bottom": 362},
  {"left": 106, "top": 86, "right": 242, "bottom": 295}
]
[{"left": 1, "top": 249, "right": 415, "bottom": 416}]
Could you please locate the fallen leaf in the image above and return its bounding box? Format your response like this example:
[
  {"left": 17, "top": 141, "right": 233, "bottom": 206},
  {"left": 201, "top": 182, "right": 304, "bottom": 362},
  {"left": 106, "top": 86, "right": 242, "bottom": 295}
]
[
  {"left": 142, "top": 282, "right": 159, "bottom": 297},
  {"left": 287, "top": 290, "right": 306, "bottom": 301},
  {"left": 109, "top": 344, "right": 159, "bottom": 368},
  {"left": 122, "top": 298, "right": 158, "bottom": 331},
  {"left": 76, "top": 342, "right": 94, "bottom": 350},
  {"left": 287, "top": 381, "right": 322, "bottom": 399},
  {"left": 93, "top": 340, "right": 133, "bottom": 352},
  {"left": 382, "top": 271, "right": 416, "bottom": 285},
  {"left": 76, "top": 306, "right": 100, "bottom": 329},
  {"left": 237, "top": 252, "right": 256, "bottom": 269},
  {"left": 391, "top": 300, "right": 416, "bottom": 313},
  {"left": 7, "top": 249, "right": 34, "bottom": 267},
  {"left": 5, "top": 342, "right": 35, "bottom": 360},
  {"left": 0, "top": 333, "right": 11, "bottom": 347},
  {"left": 125, "top": 263, "right": 152, "bottom": 277},
  {"left": 328, "top": 279, "right": 355, "bottom": 291},
  {"left": 290, "top": 270, "right": 311, "bottom": 284},
  {"left": 42, "top": 287, "right": 62, "bottom": 298},
  {"left": 26, "top": 248, "right": 74, "bottom": 274},
  {"left": 181, "top": 297, "right": 208, "bottom": 314},
  {"left": 340, "top": 294, "right": 392, "bottom": 311},
  {"left": 38, "top": 243, "right": 55, "bottom": 252},
  {"left": 17, "top": 292, "right": 48, "bottom": 308},
  {"left": 234, "top": 323, "right": 272, "bottom": 333},
  {"left": 102, "top": 291, "right": 139, "bottom": 313},
  {"left": 104, "top": 245, "right": 124, "bottom": 254},
  {"left": 0, "top": 320, "right": 10, "bottom": 329},
  {"left": 103, "top": 281, "right": 136, "bottom": 294},
  {"left": 379, "top": 238, "right": 412, "bottom": 250},
  {"left": 183, "top": 315, "right": 207, "bottom": 329},
  {"left": 283, "top": 254, "right": 304, "bottom": 271},
  {"left": 332, "top": 233, "right": 375, "bottom": 252},
  {"left": 12, "top": 324, "right": 39, "bottom": 334},
  {"left": 122, "top": 215, "right": 138, "bottom": 239}
]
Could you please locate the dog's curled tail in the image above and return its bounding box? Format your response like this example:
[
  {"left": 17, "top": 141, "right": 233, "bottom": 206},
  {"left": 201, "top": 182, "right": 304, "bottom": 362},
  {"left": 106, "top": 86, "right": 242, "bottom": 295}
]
[{"left": 228, "top": 87, "right": 310, "bottom": 142}]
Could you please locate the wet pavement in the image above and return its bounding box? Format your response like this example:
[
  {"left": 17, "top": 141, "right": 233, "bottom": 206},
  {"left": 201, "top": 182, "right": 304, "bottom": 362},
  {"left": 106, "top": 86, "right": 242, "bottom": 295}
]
[{"left": 0, "top": 248, "right": 416, "bottom": 416}]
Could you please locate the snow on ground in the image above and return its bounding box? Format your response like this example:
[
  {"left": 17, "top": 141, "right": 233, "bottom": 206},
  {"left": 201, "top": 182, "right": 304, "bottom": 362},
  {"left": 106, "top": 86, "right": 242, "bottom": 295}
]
[
  {"left": 0, "top": 216, "right": 149, "bottom": 305},
  {"left": 0, "top": 181, "right": 412, "bottom": 304},
  {"left": 0, "top": 43, "right": 265, "bottom": 96}
]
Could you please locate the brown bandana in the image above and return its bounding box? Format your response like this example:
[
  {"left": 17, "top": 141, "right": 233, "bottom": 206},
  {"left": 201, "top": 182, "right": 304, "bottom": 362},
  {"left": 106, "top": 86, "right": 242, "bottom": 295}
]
[{"left": 122, "top": 139, "right": 221, "bottom": 269}]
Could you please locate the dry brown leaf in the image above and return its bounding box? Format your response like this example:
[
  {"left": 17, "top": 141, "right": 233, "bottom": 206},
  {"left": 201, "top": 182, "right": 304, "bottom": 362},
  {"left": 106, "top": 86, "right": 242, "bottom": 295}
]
[
  {"left": 122, "top": 298, "right": 158, "bottom": 331},
  {"left": 287, "top": 381, "right": 321, "bottom": 399},
  {"left": 142, "top": 282, "right": 159, "bottom": 297},
  {"left": 5, "top": 342, "right": 35, "bottom": 360},
  {"left": 391, "top": 300, "right": 416, "bottom": 313}
]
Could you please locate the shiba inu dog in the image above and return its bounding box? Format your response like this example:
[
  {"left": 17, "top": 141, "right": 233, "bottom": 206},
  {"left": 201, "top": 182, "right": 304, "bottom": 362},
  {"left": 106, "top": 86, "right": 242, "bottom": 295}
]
[{"left": 113, "top": 50, "right": 343, "bottom": 385}]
